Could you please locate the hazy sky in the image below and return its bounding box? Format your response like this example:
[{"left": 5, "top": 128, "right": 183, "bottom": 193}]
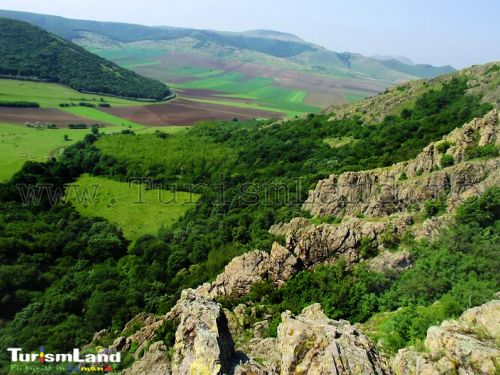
[{"left": 0, "top": 0, "right": 498, "bottom": 68}]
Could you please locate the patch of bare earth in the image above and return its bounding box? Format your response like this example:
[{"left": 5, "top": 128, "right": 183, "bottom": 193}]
[
  {"left": 102, "top": 99, "right": 283, "bottom": 126},
  {"left": 0, "top": 108, "right": 111, "bottom": 126}
]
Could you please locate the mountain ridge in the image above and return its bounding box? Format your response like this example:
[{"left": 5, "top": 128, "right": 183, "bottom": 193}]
[{"left": 0, "top": 9, "right": 455, "bottom": 82}]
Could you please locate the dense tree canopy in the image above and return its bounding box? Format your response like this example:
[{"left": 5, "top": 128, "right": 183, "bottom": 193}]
[{"left": 0, "top": 18, "right": 171, "bottom": 100}]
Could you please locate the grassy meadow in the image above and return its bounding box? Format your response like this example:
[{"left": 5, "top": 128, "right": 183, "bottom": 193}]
[
  {"left": 0, "top": 122, "right": 93, "bottom": 181},
  {"left": 0, "top": 121, "right": 187, "bottom": 182},
  {"left": 66, "top": 174, "right": 200, "bottom": 242},
  {"left": 0, "top": 78, "right": 147, "bottom": 108}
]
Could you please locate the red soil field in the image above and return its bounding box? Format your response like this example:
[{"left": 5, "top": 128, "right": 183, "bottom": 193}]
[
  {"left": 102, "top": 99, "right": 283, "bottom": 126},
  {"left": 0, "top": 108, "right": 109, "bottom": 126}
]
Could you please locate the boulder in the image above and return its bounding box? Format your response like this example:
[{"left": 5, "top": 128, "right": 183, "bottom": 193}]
[
  {"left": 171, "top": 289, "right": 235, "bottom": 375},
  {"left": 392, "top": 299, "right": 500, "bottom": 375},
  {"left": 278, "top": 304, "right": 390, "bottom": 374}
]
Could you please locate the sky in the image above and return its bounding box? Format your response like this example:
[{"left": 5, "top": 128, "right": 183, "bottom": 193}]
[{"left": 0, "top": 0, "right": 498, "bottom": 68}]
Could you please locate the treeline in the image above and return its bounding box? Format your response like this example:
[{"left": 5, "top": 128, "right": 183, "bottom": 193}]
[
  {"left": 0, "top": 100, "right": 39, "bottom": 107},
  {"left": 0, "top": 19, "right": 171, "bottom": 100}
]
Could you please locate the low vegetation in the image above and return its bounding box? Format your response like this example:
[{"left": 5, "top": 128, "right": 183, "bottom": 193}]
[{"left": 66, "top": 174, "right": 200, "bottom": 242}]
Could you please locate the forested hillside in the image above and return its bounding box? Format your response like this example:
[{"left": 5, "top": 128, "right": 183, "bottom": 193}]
[
  {"left": 0, "top": 63, "right": 498, "bottom": 373},
  {"left": 0, "top": 18, "right": 171, "bottom": 100}
]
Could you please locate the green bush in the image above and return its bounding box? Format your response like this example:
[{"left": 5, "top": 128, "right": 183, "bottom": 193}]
[
  {"left": 464, "top": 144, "right": 499, "bottom": 160},
  {"left": 436, "top": 141, "right": 452, "bottom": 153},
  {"left": 440, "top": 154, "right": 454, "bottom": 168}
]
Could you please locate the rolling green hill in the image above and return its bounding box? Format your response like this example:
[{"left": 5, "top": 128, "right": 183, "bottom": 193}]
[{"left": 0, "top": 18, "right": 171, "bottom": 100}]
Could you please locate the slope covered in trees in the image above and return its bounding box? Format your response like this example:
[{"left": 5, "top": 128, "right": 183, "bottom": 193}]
[
  {"left": 0, "top": 18, "right": 171, "bottom": 100},
  {"left": 0, "top": 64, "right": 497, "bottom": 372}
]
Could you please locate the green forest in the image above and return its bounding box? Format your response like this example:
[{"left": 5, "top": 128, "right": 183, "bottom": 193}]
[
  {"left": 0, "top": 74, "right": 498, "bottom": 372},
  {"left": 0, "top": 18, "right": 171, "bottom": 100}
]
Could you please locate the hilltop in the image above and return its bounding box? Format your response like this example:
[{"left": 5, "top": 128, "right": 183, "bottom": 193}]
[{"left": 0, "top": 18, "right": 171, "bottom": 100}]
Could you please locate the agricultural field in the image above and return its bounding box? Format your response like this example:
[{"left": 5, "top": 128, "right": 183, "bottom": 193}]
[
  {"left": 166, "top": 69, "right": 322, "bottom": 117},
  {"left": 66, "top": 174, "right": 200, "bottom": 242},
  {"left": 0, "top": 122, "right": 91, "bottom": 181},
  {"left": 0, "top": 78, "right": 146, "bottom": 108}
]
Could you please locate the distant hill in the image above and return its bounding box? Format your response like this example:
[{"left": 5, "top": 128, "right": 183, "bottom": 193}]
[
  {"left": 0, "top": 18, "right": 171, "bottom": 100},
  {"left": 0, "top": 10, "right": 457, "bottom": 112},
  {"left": 0, "top": 9, "right": 455, "bottom": 82}
]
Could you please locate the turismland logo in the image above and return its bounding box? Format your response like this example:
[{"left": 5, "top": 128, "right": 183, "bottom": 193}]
[{"left": 8, "top": 346, "right": 120, "bottom": 373}]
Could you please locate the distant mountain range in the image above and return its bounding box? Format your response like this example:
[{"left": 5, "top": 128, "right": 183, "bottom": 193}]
[{"left": 0, "top": 9, "right": 455, "bottom": 82}]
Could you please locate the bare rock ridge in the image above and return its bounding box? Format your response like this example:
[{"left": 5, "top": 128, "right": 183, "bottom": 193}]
[
  {"left": 115, "top": 110, "right": 499, "bottom": 374},
  {"left": 278, "top": 304, "right": 390, "bottom": 374},
  {"left": 122, "top": 297, "right": 500, "bottom": 374},
  {"left": 303, "top": 109, "right": 499, "bottom": 218}
]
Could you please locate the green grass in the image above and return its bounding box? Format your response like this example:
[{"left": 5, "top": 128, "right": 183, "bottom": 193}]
[
  {"left": 66, "top": 174, "right": 200, "bottom": 242},
  {"left": 61, "top": 107, "right": 144, "bottom": 129},
  {"left": 170, "top": 70, "right": 321, "bottom": 116},
  {"left": 0, "top": 121, "right": 188, "bottom": 182},
  {"left": 323, "top": 136, "right": 355, "bottom": 148},
  {"left": 0, "top": 122, "right": 93, "bottom": 181},
  {"left": 0, "top": 79, "right": 148, "bottom": 108}
]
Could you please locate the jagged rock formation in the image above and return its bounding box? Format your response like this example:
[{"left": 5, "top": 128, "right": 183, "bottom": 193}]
[
  {"left": 173, "top": 110, "right": 498, "bottom": 304},
  {"left": 367, "top": 250, "right": 412, "bottom": 273},
  {"left": 120, "top": 298, "right": 500, "bottom": 375},
  {"left": 391, "top": 299, "right": 500, "bottom": 375},
  {"left": 278, "top": 304, "right": 390, "bottom": 374},
  {"left": 170, "top": 289, "right": 235, "bottom": 375},
  {"left": 304, "top": 110, "right": 499, "bottom": 218}
]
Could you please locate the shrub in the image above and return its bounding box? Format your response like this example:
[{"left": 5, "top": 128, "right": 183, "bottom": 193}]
[
  {"left": 464, "top": 144, "right": 499, "bottom": 160},
  {"left": 424, "top": 198, "right": 447, "bottom": 217},
  {"left": 436, "top": 141, "right": 452, "bottom": 153},
  {"left": 440, "top": 154, "right": 454, "bottom": 168},
  {"left": 155, "top": 320, "right": 177, "bottom": 347}
]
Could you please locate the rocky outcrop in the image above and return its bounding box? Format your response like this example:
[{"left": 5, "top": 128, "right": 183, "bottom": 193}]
[
  {"left": 121, "top": 342, "right": 171, "bottom": 375},
  {"left": 391, "top": 299, "right": 500, "bottom": 375},
  {"left": 368, "top": 250, "right": 412, "bottom": 273},
  {"left": 304, "top": 110, "right": 499, "bottom": 218},
  {"left": 195, "top": 216, "right": 408, "bottom": 300},
  {"left": 171, "top": 289, "right": 235, "bottom": 375},
  {"left": 278, "top": 304, "right": 390, "bottom": 374}
]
